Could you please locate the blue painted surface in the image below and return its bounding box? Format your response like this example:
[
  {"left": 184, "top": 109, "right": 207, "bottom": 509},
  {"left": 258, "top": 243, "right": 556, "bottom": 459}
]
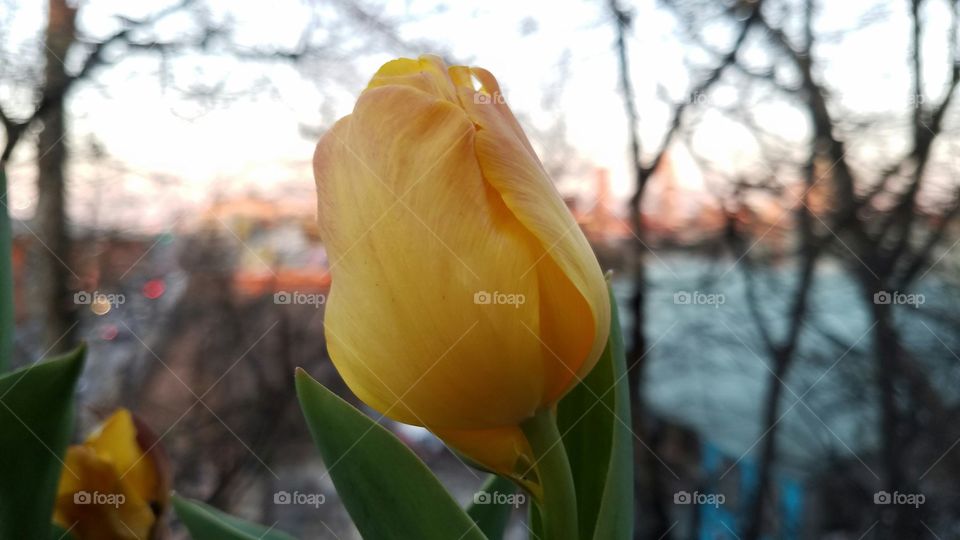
[{"left": 696, "top": 440, "right": 804, "bottom": 540}]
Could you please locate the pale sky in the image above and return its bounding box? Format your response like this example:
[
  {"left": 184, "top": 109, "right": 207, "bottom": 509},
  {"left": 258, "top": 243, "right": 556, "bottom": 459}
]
[{"left": 2, "top": 0, "right": 956, "bottom": 231}]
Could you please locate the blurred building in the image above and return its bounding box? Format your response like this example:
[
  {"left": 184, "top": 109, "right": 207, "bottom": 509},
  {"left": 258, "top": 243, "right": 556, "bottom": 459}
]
[
  {"left": 11, "top": 222, "right": 172, "bottom": 323},
  {"left": 571, "top": 168, "right": 633, "bottom": 245},
  {"left": 642, "top": 153, "right": 729, "bottom": 247},
  {"left": 192, "top": 196, "right": 330, "bottom": 297}
]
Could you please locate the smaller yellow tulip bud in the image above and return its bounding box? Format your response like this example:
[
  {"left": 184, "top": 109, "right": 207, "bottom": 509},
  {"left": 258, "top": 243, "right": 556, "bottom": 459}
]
[{"left": 53, "top": 409, "right": 168, "bottom": 540}]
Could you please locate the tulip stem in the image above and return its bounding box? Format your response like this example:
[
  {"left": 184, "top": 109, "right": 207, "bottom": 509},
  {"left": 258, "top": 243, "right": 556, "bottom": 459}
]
[{"left": 520, "top": 408, "right": 578, "bottom": 540}]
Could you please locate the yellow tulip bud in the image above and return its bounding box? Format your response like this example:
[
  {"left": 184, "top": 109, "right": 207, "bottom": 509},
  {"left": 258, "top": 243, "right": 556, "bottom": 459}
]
[
  {"left": 53, "top": 409, "right": 168, "bottom": 540},
  {"left": 313, "top": 55, "right": 610, "bottom": 483}
]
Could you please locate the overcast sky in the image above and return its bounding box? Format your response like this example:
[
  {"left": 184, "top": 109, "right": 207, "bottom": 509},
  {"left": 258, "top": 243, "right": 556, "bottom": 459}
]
[{"left": 2, "top": 0, "right": 956, "bottom": 231}]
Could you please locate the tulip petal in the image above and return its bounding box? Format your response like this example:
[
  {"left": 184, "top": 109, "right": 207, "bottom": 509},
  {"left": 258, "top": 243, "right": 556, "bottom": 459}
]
[
  {"left": 53, "top": 446, "right": 155, "bottom": 540},
  {"left": 366, "top": 55, "right": 458, "bottom": 104},
  {"left": 315, "top": 84, "right": 550, "bottom": 430},
  {"left": 451, "top": 67, "right": 611, "bottom": 403},
  {"left": 84, "top": 409, "right": 158, "bottom": 504},
  {"left": 434, "top": 425, "right": 540, "bottom": 496}
]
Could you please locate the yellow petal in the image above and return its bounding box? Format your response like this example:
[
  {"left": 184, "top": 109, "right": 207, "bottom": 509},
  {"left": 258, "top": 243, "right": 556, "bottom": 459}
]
[
  {"left": 366, "top": 55, "right": 458, "bottom": 104},
  {"left": 53, "top": 446, "right": 155, "bottom": 540},
  {"left": 84, "top": 409, "right": 158, "bottom": 504}
]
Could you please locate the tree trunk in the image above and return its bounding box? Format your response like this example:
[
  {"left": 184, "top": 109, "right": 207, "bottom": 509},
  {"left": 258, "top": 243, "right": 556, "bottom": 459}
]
[
  {"left": 627, "top": 252, "right": 672, "bottom": 540},
  {"left": 34, "top": 0, "right": 77, "bottom": 354},
  {"left": 743, "top": 352, "right": 788, "bottom": 540},
  {"left": 869, "top": 297, "right": 926, "bottom": 540},
  {"left": 0, "top": 168, "right": 13, "bottom": 370}
]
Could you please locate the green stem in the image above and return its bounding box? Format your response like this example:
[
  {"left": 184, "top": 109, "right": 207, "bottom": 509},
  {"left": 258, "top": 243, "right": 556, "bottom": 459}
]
[{"left": 520, "top": 408, "right": 578, "bottom": 540}]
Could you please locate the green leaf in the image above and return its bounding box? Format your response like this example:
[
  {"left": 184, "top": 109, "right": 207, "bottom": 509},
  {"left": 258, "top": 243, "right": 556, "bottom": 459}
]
[
  {"left": 172, "top": 495, "right": 297, "bottom": 540},
  {"left": 466, "top": 474, "right": 516, "bottom": 540},
  {"left": 295, "top": 369, "right": 485, "bottom": 540},
  {"left": 0, "top": 168, "right": 13, "bottom": 373},
  {"left": 0, "top": 346, "right": 85, "bottom": 540},
  {"left": 556, "top": 285, "right": 634, "bottom": 540},
  {"left": 528, "top": 502, "right": 543, "bottom": 540}
]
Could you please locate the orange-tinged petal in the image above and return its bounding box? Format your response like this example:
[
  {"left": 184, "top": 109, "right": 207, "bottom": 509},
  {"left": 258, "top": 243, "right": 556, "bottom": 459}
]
[
  {"left": 53, "top": 446, "right": 155, "bottom": 540},
  {"left": 451, "top": 66, "right": 611, "bottom": 401},
  {"left": 434, "top": 425, "right": 540, "bottom": 496},
  {"left": 447, "top": 65, "right": 537, "bottom": 157}
]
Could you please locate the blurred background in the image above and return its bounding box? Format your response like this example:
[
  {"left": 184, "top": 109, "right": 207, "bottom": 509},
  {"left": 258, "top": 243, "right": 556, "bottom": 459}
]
[{"left": 3, "top": 0, "right": 960, "bottom": 538}]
